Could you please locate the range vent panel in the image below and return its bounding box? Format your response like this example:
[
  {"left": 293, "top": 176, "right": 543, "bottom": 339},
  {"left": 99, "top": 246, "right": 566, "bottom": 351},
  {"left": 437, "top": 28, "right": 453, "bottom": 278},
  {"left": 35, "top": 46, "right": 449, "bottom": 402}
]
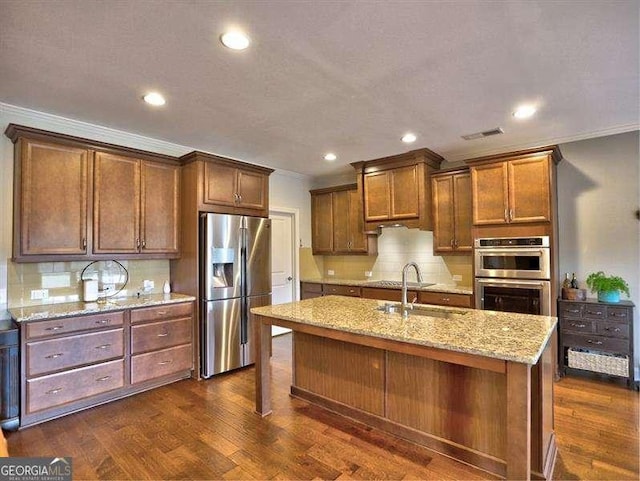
[{"left": 461, "top": 127, "right": 504, "bottom": 140}]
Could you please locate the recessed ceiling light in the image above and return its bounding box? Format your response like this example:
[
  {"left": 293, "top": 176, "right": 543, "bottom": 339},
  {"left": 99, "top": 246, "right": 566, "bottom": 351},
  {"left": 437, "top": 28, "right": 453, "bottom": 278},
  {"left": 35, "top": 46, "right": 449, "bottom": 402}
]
[
  {"left": 220, "top": 30, "right": 250, "bottom": 50},
  {"left": 401, "top": 133, "right": 417, "bottom": 143},
  {"left": 513, "top": 104, "right": 536, "bottom": 119},
  {"left": 324, "top": 153, "right": 337, "bottom": 161},
  {"left": 143, "top": 92, "right": 166, "bottom": 106}
]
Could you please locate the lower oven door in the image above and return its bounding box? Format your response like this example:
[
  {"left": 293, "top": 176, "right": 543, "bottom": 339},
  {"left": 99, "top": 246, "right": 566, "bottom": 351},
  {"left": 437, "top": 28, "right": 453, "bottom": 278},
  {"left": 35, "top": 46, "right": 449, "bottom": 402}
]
[{"left": 475, "top": 278, "right": 551, "bottom": 315}]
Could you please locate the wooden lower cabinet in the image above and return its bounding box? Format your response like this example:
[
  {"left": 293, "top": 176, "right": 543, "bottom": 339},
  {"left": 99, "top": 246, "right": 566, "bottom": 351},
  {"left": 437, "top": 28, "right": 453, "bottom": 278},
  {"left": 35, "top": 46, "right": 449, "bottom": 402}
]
[
  {"left": 300, "top": 282, "right": 323, "bottom": 300},
  {"left": 20, "top": 301, "right": 194, "bottom": 427},
  {"left": 323, "top": 284, "right": 361, "bottom": 297},
  {"left": 418, "top": 291, "right": 473, "bottom": 308}
]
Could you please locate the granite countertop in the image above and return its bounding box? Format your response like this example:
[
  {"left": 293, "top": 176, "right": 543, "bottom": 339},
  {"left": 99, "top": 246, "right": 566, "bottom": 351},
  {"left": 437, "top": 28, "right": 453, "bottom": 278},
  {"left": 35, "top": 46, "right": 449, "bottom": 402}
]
[
  {"left": 301, "top": 277, "right": 473, "bottom": 295},
  {"left": 9, "top": 293, "right": 196, "bottom": 322},
  {"left": 252, "top": 295, "right": 556, "bottom": 365}
]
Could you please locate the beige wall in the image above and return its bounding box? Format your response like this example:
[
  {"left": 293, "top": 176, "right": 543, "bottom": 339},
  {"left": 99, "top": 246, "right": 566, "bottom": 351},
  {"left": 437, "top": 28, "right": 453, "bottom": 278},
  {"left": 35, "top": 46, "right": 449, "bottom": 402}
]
[{"left": 557, "top": 130, "right": 640, "bottom": 378}]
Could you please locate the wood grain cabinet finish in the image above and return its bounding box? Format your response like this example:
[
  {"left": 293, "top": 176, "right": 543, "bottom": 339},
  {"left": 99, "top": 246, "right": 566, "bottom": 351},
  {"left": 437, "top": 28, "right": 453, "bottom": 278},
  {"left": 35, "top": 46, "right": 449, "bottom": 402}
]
[
  {"left": 5, "top": 124, "right": 182, "bottom": 261},
  {"left": 323, "top": 284, "right": 361, "bottom": 297},
  {"left": 418, "top": 291, "right": 473, "bottom": 308},
  {"left": 13, "top": 138, "right": 89, "bottom": 259},
  {"left": 94, "top": 153, "right": 180, "bottom": 255},
  {"left": 558, "top": 299, "right": 635, "bottom": 388},
  {"left": 352, "top": 148, "right": 444, "bottom": 231},
  {"left": 470, "top": 153, "right": 554, "bottom": 226},
  {"left": 431, "top": 169, "right": 472, "bottom": 253},
  {"left": 20, "top": 301, "right": 195, "bottom": 427},
  {"left": 310, "top": 184, "right": 377, "bottom": 255},
  {"left": 300, "top": 282, "right": 323, "bottom": 300}
]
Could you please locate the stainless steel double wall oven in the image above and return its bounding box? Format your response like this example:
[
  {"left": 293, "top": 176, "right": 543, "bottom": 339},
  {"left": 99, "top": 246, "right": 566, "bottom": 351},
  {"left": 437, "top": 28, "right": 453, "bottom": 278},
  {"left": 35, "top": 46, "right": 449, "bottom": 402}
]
[{"left": 474, "top": 236, "right": 552, "bottom": 315}]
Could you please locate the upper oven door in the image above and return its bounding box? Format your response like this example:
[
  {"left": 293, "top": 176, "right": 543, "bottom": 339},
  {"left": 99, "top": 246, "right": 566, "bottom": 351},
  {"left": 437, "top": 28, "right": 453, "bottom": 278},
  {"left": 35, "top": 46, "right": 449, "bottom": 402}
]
[{"left": 474, "top": 247, "right": 550, "bottom": 279}]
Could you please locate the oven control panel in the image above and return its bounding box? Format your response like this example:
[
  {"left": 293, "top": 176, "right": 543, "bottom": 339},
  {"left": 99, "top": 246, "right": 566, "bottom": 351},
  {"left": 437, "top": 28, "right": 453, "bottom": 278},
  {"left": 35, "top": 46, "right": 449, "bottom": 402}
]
[{"left": 475, "top": 236, "right": 549, "bottom": 248}]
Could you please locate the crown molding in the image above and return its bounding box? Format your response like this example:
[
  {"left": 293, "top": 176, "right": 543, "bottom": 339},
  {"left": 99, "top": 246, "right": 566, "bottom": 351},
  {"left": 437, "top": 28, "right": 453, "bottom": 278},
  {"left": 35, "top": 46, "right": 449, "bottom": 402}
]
[{"left": 443, "top": 123, "right": 640, "bottom": 163}]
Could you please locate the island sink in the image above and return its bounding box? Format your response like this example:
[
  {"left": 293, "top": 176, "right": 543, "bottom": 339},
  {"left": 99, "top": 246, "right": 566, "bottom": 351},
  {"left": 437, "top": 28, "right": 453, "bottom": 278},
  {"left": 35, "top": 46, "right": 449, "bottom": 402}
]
[{"left": 376, "top": 303, "right": 468, "bottom": 318}]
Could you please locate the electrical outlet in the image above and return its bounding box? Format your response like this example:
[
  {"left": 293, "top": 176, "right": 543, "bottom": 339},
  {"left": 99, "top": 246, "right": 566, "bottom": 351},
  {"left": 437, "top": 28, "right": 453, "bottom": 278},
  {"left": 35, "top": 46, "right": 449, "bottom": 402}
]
[
  {"left": 30, "top": 289, "right": 49, "bottom": 300},
  {"left": 452, "top": 275, "right": 462, "bottom": 282},
  {"left": 364, "top": 271, "right": 373, "bottom": 278},
  {"left": 327, "top": 270, "right": 335, "bottom": 276}
]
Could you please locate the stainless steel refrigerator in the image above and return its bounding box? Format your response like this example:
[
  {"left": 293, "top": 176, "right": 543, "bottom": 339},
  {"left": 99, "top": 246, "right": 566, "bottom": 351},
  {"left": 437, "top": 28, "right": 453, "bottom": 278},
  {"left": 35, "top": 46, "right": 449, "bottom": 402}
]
[{"left": 200, "top": 213, "right": 271, "bottom": 378}]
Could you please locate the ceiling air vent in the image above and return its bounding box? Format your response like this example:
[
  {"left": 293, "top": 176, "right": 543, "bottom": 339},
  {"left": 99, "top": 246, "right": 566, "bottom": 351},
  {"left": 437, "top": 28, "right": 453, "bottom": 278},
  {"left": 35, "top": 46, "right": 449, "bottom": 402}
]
[{"left": 461, "top": 127, "right": 504, "bottom": 141}]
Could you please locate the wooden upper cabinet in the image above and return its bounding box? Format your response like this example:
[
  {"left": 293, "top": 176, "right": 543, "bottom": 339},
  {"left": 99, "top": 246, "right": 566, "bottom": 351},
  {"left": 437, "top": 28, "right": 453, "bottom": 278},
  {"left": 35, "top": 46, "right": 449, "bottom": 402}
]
[
  {"left": 353, "top": 148, "right": 444, "bottom": 231},
  {"left": 15, "top": 138, "right": 89, "bottom": 257},
  {"left": 311, "top": 191, "right": 333, "bottom": 254},
  {"left": 93, "top": 153, "right": 141, "bottom": 254},
  {"left": 470, "top": 152, "right": 554, "bottom": 226},
  {"left": 141, "top": 161, "right": 180, "bottom": 255},
  {"left": 311, "top": 184, "right": 376, "bottom": 255},
  {"left": 432, "top": 170, "right": 471, "bottom": 254},
  {"left": 196, "top": 154, "right": 273, "bottom": 217}
]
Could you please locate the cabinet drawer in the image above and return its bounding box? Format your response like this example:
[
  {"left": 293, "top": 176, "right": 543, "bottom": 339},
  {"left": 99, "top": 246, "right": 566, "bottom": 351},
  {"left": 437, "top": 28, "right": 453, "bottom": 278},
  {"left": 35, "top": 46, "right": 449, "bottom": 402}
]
[
  {"left": 562, "top": 332, "right": 630, "bottom": 354},
  {"left": 131, "top": 317, "right": 192, "bottom": 354},
  {"left": 596, "top": 321, "right": 630, "bottom": 339},
  {"left": 323, "top": 284, "right": 361, "bottom": 297},
  {"left": 418, "top": 291, "right": 473, "bottom": 308},
  {"left": 606, "top": 307, "right": 630, "bottom": 321},
  {"left": 582, "top": 306, "right": 605, "bottom": 320},
  {"left": 25, "top": 311, "right": 124, "bottom": 339},
  {"left": 560, "top": 318, "right": 594, "bottom": 334},
  {"left": 130, "top": 302, "right": 193, "bottom": 324},
  {"left": 301, "top": 282, "right": 323, "bottom": 294},
  {"left": 26, "top": 359, "right": 124, "bottom": 414},
  {"left": 26, "top": 328, "right": 124, "bottom": 377},
  {"left": 131, "top": 344, "right": 192, "bottom": 384},
  {"left": 361, "top": 287, "right": 417, "bottom": 302},
  {"left": 559, "top": 304, "right": 583, "bottom": 319}
]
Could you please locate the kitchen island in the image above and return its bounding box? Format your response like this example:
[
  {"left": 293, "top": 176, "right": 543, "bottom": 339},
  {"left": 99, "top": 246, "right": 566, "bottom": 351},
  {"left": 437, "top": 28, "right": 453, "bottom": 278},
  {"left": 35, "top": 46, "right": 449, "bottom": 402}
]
[{"left": 251, "top": 296, "right": 557, "bottom": 481}]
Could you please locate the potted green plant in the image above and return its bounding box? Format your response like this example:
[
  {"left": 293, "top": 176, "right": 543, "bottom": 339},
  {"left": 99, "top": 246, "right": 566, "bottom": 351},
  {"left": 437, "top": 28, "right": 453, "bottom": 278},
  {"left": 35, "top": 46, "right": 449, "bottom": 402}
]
[{"left": 585, "top": 271, "right": 630, "bottom": 303}]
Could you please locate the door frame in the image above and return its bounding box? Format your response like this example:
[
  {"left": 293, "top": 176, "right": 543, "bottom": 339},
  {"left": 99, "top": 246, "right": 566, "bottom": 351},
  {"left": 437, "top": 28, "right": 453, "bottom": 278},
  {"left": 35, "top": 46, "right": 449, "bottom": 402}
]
[{"left": 269, "top": 206, "right": 300, "bottom": 303}]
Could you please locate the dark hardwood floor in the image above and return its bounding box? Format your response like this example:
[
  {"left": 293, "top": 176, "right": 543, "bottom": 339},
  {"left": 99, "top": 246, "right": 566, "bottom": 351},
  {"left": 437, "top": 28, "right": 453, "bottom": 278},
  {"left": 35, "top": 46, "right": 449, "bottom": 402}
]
[{"left": 6, "top": 334, "right": 639, "bottom": 480}]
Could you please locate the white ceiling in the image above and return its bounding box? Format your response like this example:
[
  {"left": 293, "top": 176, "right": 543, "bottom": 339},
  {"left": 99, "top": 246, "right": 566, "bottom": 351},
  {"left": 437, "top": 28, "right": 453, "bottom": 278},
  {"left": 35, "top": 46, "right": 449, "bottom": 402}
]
[{"left": 1, "top": 1, "right": 638, "bottom": 178}]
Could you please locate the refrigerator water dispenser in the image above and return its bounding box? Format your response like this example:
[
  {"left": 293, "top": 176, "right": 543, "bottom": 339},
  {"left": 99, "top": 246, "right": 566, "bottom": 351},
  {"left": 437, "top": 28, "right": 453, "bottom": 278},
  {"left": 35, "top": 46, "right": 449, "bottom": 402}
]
[{"left": 210, "top": 247, "right": 234, "bottom": 288}]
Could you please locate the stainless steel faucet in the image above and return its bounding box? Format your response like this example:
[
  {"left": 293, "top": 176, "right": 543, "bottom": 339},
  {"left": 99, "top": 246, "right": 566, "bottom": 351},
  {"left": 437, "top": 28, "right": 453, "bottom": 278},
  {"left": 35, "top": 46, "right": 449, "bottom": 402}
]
[{"left": 401, "top": 262, "right": 423, "bottom": 318}]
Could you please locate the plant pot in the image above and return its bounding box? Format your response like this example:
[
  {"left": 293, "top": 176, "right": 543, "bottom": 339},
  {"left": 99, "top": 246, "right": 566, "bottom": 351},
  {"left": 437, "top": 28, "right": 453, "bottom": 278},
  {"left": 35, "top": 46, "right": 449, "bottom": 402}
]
[{"left": 597, "top": 290, "right": 620, "bottom": 303}]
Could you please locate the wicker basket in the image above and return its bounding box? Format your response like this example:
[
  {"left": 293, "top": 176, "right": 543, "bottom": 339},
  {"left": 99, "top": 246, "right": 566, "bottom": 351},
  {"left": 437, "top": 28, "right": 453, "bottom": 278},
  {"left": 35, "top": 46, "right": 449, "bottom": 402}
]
[
  {"left": 568, "top": 348, "right": 628, "bottom": 377},
  {"left": 562, "top": 287, "right": 587, "bottom": 300}
]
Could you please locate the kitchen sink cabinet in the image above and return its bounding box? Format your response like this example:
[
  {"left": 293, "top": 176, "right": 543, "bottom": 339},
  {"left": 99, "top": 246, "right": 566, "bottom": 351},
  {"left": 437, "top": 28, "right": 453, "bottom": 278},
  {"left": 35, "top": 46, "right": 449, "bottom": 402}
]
[
  {"left": 469, "top": 150, "right": 560, "bottom": 226},
  {"left": 352, "top": 148, "right": 444, "bottom": 231},
  {"left": 310, "top": 184, "right": 377, "bottom": 255},
  {"left": 20, "top": 301, "right": 194, "bottom": 427},
  {"left": 5, "top": 124, "right": 182, "bottom": 261},
  {"left": 94, "top": 153, "right": 180, "bottom": 256},
  {"left": 300, "top": 282, "right": 323, "bottom": 300},
  {"left": 11, "top": 137, "right": 89, "bottom": 259},
  {"left": 431, "top": 169, "right": 472, "bottom": 253}
]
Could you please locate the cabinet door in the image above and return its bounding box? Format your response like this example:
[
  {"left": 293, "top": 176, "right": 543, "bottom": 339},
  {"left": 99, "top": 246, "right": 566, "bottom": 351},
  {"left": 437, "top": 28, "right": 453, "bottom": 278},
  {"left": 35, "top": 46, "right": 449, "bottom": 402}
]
[
  {"left": 19, "top": 139, "right": 88, "bottom": 256},
  {"left": 93, "top": 153, "right": 140, "bottom": 253},
  {"left": 390, "top": 165, "right": 419, "bottom": 219},
  {"left": 141, "top": 161, "right": 180, "bottom": 254},
  {"left": 453, "top": 172, "right": 472, "bottom": 251},
  {"left": 432, "top": 175, "right": 455, "bottom": 253},
  {"left": 471, "top": 163, "right": 508, "bottom": 225},
  {"left": 332, "top": 190, "right": 350, "bottom": 253},
  {"left": 508, "top": 156, "right": 550, "bottom": 223},
  {"left": 311, "top": 192, "right": 333, "bottom": 254},
  {"left": 347, "top": 189, "right": 368, "bottom": 252},
  {"left": 237, "top": 169, "right": 267, "bottom": 211},
  {"left": 203, "top": 162, "right": 237, "bottom": 207},
  {"left": 363, "top": 171, "right": 390, "bottom": 221}
]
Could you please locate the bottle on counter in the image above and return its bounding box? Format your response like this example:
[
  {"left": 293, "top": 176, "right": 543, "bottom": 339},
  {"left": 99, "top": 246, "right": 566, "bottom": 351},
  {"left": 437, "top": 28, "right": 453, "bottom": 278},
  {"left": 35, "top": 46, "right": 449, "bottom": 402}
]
[
  {"left": 570, "top": 273, "right": 578, "bottom": 289},
  {"left": 562, "top": 273, "right": 571, "bottom": 289},
  {"left": 163, "top": 280, "right": 171, "bottom": 294}
]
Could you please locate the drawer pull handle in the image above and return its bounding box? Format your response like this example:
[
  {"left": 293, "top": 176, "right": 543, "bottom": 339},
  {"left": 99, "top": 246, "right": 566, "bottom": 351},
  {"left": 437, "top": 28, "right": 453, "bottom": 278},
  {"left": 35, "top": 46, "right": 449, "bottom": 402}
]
[
  {"left": 604, "top": 327, "right": 621, "bottom": 332},
  {"left": 157, "top": 311, "right": 167, "bottom": 315},
  {"left": 570, "top": 323, "right": 586, "bottom": 328},
  {"left": 45, "top": 326, "right": 64, "bottom": 331},
  {"left": 157, "top": 332, "right": 169, "bottom": 337},
  {"left": 587, "top": 311, "right": 602, "bottom": 315},
  {"left": 158, "top": 360, "right": 172, "bottom": 366},
  {"left": 96, "top": 376, "right": 112, "bottom": 382},
  {"left": 45, "top": 353, "right": 64, "bottom": 359},
  {"left": 610, "top": 313, "right": 625, "bottom": 317},
  {"left": 95, "top": 319, "right": 110, "bottom": 325},
  {"left": 568, "top": 309, "right": 580, "bottom": 313},
  {"left": 46, "top": 388, "right": 63, "bottom": 395},
  {"left": 349, "top": 289, "right": 355, "bottom": 293},
  {"left": 442, "top": 297, "right": 450, "bottom": 302},
  {"left": 95, "top": 344, "right": 112, "bottom": 350},
  {"left": 586, "top": 339, "right": 603, "bottom": 345}
]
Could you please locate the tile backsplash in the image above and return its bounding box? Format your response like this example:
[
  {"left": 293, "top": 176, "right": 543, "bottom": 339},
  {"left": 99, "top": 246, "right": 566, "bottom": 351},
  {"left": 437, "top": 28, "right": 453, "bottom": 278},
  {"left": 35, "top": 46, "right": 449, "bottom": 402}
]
[
  {"left": 8, "top": 259, "right": 171, "bottom": 308},
  {"left": 312, "top": 227, "right": 473, "bottom": 287}
]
